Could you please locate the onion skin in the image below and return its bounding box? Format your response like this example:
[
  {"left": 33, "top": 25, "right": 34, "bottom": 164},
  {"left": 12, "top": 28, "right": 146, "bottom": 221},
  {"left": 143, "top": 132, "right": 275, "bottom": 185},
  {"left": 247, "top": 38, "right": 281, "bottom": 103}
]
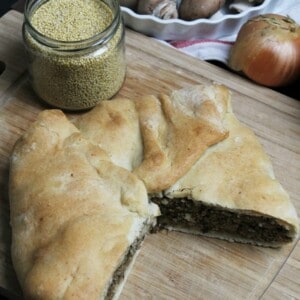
[{"left": 228, "top": 14, "right": 300, "bottom": 87}]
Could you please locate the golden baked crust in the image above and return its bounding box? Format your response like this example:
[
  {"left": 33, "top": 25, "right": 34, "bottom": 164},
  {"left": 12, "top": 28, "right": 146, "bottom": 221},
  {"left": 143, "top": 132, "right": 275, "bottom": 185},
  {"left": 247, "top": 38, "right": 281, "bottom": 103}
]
[
  {"left": 75, "top": 84, "right": 229, "bottom": 193},
  {"left": 132, "top": 85, "right": 229, "bottom": 193},
  {"left": 9, "top": 110, "right": 159, "bottom": 299},
  {"left": 74, "top": 98, "right": 143, "bottom": 171}
]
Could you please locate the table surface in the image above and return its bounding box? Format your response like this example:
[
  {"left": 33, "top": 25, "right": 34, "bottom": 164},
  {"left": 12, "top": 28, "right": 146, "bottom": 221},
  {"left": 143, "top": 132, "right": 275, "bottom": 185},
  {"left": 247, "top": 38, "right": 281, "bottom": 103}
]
[{"left": 0, "top": 10, "right": 299, "bottom": 300}]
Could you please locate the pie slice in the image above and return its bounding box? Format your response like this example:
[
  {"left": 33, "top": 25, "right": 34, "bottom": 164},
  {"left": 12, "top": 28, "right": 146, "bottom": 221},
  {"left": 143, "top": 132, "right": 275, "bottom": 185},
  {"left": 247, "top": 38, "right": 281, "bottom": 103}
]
[
  {"left": 75, "top": 83, "right": 298, "bottom": 247},
  {"left": 9, "top": 110, "right": 159, "bottom": 299},
  {"left": 153, "top": 86, "right": 299, "bottom": 247}
]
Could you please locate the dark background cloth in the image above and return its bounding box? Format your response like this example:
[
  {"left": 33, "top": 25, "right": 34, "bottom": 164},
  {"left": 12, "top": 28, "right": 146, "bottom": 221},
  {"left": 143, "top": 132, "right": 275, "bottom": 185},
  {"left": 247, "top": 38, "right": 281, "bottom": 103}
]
[{"left": 0, "top": 0, "right": 18, "bottom": 16}]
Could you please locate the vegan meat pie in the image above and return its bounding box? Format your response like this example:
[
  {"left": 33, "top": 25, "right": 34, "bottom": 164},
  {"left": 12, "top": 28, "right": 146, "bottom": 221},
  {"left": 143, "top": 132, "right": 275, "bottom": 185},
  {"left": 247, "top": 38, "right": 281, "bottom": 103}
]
[{"left": 9, "top": 84, "right": 298, "bottom": 299}]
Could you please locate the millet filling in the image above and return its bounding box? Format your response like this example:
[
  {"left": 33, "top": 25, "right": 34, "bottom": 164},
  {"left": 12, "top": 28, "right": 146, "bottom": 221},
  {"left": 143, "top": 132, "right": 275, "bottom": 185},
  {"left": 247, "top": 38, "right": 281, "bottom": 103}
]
[
  {"left": 105, "top": 226, "right": 150, "bottom": 300},
  {"left": 152, "top": 197, "right": 292, "bottom": 243},
  {"left": 105, "top": 195, "right": 292, "bottom": 298}
]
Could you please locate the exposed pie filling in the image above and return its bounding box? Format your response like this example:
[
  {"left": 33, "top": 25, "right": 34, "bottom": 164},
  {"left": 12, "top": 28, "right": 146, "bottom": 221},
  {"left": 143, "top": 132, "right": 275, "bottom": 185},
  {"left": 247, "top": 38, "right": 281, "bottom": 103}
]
[
  {"left": 105, "top": 223, "right": 153, "bottom": 300},
  {"left": 152, "top": 197, "right": 292, "bottom": 244}
]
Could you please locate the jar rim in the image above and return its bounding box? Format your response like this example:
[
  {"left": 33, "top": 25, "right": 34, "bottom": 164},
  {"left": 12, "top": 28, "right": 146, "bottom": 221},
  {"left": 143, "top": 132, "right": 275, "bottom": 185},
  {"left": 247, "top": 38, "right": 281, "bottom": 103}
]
[{"left": 23, "top": 0, "right": 121, "bottom": 51}]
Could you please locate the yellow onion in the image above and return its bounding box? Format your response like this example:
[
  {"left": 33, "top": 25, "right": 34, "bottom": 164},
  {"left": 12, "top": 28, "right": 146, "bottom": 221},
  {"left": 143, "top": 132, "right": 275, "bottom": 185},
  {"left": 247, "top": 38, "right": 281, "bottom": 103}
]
[{"left": 228, "top": 14, "right": 300, "bottom": 87}]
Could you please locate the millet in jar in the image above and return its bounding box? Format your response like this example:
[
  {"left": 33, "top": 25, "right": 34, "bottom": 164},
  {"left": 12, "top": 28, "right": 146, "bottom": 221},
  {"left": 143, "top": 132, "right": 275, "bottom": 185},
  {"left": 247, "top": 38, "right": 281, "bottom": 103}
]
[{"left": 23, "top": 0, "right": 126, "bottom": 110}]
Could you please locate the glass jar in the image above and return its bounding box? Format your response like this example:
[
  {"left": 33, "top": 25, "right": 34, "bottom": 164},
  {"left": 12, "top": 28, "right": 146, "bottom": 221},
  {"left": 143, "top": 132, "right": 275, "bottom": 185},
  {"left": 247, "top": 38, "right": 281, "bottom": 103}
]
[{"left": 23, "top": 0, "right": 126, "bottom": 110}]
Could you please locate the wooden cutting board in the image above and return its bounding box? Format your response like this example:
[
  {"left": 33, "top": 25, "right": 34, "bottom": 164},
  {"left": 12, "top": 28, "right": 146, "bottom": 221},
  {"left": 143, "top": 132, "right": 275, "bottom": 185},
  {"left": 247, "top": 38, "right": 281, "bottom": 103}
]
[{"left": 0, "top": 10, "right": 299, "bottom": 300}]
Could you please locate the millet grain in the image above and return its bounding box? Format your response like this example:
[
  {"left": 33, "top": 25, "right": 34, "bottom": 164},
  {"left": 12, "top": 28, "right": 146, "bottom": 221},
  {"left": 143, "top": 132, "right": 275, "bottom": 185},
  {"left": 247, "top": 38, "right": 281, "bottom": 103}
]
[{"left": 24, "top": 0, "right": 126, "bottom": 110}]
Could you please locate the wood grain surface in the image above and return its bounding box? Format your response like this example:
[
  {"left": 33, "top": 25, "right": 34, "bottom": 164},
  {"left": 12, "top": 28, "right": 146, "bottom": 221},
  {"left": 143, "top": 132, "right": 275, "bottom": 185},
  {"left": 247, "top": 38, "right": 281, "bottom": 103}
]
[{"left": 0, "top": 10, "right": 299, "bottom": 300}]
